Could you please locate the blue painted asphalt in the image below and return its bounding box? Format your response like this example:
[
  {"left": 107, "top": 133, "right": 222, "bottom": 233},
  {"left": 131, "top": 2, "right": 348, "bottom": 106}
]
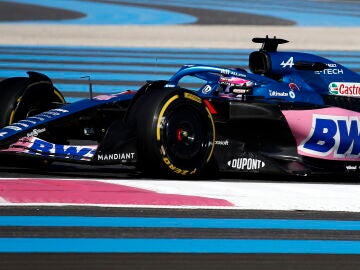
[
  {"left": 6, "top": 0, "right": 360, "bottom": 26},
  {"left": 8, "top": 0, "right": 196, "bottom": 25},
  {"left": 121, "top": 0, "right": 360, "bottom": 26},
  {"left": 0, "top": 45, "right": 359, "bottom": 102},
  {"left": 1, "top": 238, "right": 360, "bottom": 254},
  {"left": 1, "top": 216, "right": 360, "bottom": 230},
  {"left": 2, "top": 215, "right": 360, "bottom": 254}
]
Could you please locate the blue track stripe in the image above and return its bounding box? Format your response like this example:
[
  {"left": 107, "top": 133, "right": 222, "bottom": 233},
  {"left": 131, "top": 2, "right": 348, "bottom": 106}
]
[
  {"left": 1, "top": 45, "right": 360, "bottom": 57},
  {"left": 0, "top": 45, "right": 252, "bottom": 54},
  {"left": 8, "top": 0, "right": 196, "bottom": 25},
  {"left": 4, "top": 0, "right": 360, "bottom": 26},
  {"left": 1, "top": 216, "right": 360, "bottom": 230},
  {"left": 53, "top": 84, "right": 137, "bottom": 93},
  {"left": 121, "top": 0, "right": 360, "bottom": 26},
  {"left": 65, "top": 97, "right": 84, "bottom": 103},
  {"left": 0, "top": 54, "right": 245, "bottom": 66},
  {"left": 1, "top": 61, "right": 358, "bottom": 71},
  {"left": 0, "top": 63, "right": 178, "bottom": 73},
  {"left": 0, "top": 238, "right": 360, "bottom": 254},
  {"left": 0, "top": 50, "right": 250, "bottom": 60},
  {"left": 0, "top": 54, "right": 358, "bottom": 68},
  {"left": 0, "top": 70, "right": 170, "bottom": 82}
]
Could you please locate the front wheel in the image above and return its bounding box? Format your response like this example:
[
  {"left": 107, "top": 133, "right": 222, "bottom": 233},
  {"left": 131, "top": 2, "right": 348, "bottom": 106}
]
[
  {"left": 0, "top": 72, "right": 65, "bottom": 127},
  {"left": 127, "top": 88, "right": 215, "bottom": 178}
]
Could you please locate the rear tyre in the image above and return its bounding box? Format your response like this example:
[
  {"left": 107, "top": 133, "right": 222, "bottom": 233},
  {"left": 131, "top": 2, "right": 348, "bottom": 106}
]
[
  {"left": 0, "top": 72, "right": 65, "bottom": 127},
  {"left": 127, "top": 87, "right": 215, "bottom": 178}
]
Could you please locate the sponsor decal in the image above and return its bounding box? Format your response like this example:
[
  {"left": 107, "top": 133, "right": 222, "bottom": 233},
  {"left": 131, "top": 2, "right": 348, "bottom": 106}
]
[
  {"left": 269, "top": 90, "right": 288, "bottom": 97},
  {"left": 27, "top": 128, "right": 46, "bottom": 137},
  {"left": 300, "top": 115, "right": 360, "bottom": 158},
  {"left": 0, "top": 108, "right": 69, "bottom": 137},
  {"left": 215, "top": 140, "right": 229, "bottom": 146},
  {"left": 97, "top": 153, "right": 135, "bottom": 161},
  {"left": 315, "top": 68, "right": 343, "bottom": 75},
  {"left": 289, "top": 83, "right": 300, "bottom": 91},
  {"left": 328, "top": 82, "right": 360, "bottom": 97},
  {"left": 345, "top": 165, "right": 358, "bottom": 171},
  {"left": 219, "top": 69, "right": 247, "bottom": 78},
  {"left": 202, "top": 85, "right": 212, "bottom": 94},
  {"left": 184, "top": 92, "right": 202, "bottom": 103},
  {"left": 3, "top": 137, "right": 97, "bottom": 161},
  {"left": 162, "top": 157, "right": 196, "bottom": 175},
  {"left": 269, "top": 90, "right": 295, "bottom": 99},
  {"left": 158, "top": 116, "right": 166, "bottom": 130},
  {"left": 94, "top": 91, "right": 135, "bottom": 101},
  {"left": 227, "top": 158, "right": 265, "bottom": 171},
  {"left": 94, "top": 94, "right": 119, "bottom": 101},
  {"left": 280, "top": 57, "right": 294, "bottom": 68}
]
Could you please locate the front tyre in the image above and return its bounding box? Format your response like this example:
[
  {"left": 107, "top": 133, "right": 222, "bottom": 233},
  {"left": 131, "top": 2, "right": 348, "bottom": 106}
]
[
  {"left": 0, "top": 72, "right": 65, "bottom": 127},
  {"left": 127, "top": 88, "right": 215, "bottom": 178}
]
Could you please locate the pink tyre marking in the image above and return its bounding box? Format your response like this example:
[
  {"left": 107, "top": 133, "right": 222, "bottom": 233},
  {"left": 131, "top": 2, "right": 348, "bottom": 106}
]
[{"left": 0, "top": 179, "right": 233, "bottom": 206}]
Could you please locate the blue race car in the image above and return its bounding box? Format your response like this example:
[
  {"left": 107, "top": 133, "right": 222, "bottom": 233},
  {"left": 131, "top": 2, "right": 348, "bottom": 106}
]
[{"left": 0, "top": 36, "right": 359, "bottom": 178}]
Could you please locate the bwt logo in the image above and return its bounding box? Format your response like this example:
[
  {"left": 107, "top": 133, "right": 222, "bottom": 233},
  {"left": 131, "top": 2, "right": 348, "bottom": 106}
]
[
  {"left": 29, "top": 138, "right": 96, "bottom": 160},
  {"left": 300, "top": 115, "right": 360, "bottom": 158}
]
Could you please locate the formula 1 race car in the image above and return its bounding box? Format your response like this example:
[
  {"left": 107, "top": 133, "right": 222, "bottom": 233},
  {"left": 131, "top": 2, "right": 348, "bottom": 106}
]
[{"left": 0, "top": 37, "right": 359, "bottom": 178}]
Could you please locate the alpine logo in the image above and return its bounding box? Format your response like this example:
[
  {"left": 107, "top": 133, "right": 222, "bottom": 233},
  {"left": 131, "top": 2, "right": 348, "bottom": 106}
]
[
  {"left": 227, "top": 158, "right": 265, "bottom": 170},
  {"left": 329, "top": 82, "right": 360, "bottom": 97},
  {"left": 280, "top": 57, "right": 294, "bottom": 68}
]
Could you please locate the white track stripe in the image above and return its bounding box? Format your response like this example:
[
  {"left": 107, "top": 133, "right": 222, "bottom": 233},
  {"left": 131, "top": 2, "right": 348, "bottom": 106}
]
[{"left": 101, "top": 180, "right": 360, "bottom": 212}]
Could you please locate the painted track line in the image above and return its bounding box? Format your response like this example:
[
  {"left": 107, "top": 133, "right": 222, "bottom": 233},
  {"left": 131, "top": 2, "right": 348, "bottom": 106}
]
[
  {"left": 0, "top": 178, "right": 359, "bottom": 212},
  {"left": 1, "top": 238, "right": 360, "bottom": 254}
]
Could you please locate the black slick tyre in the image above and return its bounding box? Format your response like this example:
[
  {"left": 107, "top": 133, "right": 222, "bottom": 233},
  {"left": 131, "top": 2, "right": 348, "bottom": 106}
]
[
  {"left": 0, "top": 72, "right": 65, "bottom": 128},
  {"left": 127, "top": 87, "right": 215, "bottom": 178}
]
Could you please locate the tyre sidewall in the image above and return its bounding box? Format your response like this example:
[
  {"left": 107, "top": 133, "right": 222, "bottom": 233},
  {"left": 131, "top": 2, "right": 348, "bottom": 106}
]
[
  {"left": 0, "top": 77, "right": 29, "bottom": 127},
  {"left": 130, "top": 88, "right": 215, "bottom": 177},
  {"left": 0, "top": 78, "right": 65, "bottom": 127}
]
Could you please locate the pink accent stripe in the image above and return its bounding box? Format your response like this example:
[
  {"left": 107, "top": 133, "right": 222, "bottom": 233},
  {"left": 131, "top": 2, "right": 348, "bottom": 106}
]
[{"left": 0, "top": 179, "right": 233, "bottom": 206}]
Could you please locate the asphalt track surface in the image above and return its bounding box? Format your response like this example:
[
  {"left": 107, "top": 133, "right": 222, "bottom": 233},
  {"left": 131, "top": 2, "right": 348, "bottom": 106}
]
[
  {"left": 0, "top": 205, "right": 360, "bottom": 270},
  {"left": 1, "top": 163, "right": 360, "bottom": 270},
  {"left": 0, "top": 0, "right": 294, "bottom": 26},
  {"left": 0, "top": 1, "right": 360, "bottom": 270},
  {"left": 0, "top": 45, "right": 359, "bottom": 102}
]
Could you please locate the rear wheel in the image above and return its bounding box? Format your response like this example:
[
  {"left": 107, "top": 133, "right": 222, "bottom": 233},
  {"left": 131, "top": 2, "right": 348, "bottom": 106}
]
[{"left": 127, "top": 87, "right": 215, "bottom": 178}]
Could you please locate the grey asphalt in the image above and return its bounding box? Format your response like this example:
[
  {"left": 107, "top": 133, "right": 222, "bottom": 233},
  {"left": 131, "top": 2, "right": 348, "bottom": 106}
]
[
  {"left": 0, "top": 1, "right": 84, "bottom": 22},
  {"left": 1, "top": 253, "right": 359, "bottom": 270},
  {"left": 0, "top": 0, "right": 293, "bottom": 25},
  {"left": 0, "top": 2, "right": 360, "bottom": 270},
  {"left": 0, "top": 2, "right": 358, "bottom": 50},
  {"left": 0, "top": 206, "right": 360, "bottom": 270}
]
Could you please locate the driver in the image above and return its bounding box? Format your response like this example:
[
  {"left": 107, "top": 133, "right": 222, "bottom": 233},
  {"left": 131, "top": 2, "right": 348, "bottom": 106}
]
[{"left": 217, "top": 76, "right": 254, "bottom": 99}]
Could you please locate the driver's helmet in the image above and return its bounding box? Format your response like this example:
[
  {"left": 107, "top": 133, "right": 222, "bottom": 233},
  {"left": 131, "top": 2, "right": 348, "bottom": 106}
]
[{"left": 218, "top": 76, "right": 254, "bottom": 94}]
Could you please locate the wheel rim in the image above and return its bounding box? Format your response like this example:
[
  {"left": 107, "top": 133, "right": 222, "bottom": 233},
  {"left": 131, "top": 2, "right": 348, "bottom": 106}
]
[{"left": 159, "top": 102, "right": 213, "bottom": 169}]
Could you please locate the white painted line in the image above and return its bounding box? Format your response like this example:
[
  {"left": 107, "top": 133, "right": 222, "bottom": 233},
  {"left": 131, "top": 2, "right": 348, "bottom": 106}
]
[
  {"left": 0, "top": 25, "right": 359, "bottom": 50},
  {"left": 102, "top": 180, "right": 360, "bottom": 212},
  {"left": 1, "top": 178, "right": 359, "bottom": 212}
]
